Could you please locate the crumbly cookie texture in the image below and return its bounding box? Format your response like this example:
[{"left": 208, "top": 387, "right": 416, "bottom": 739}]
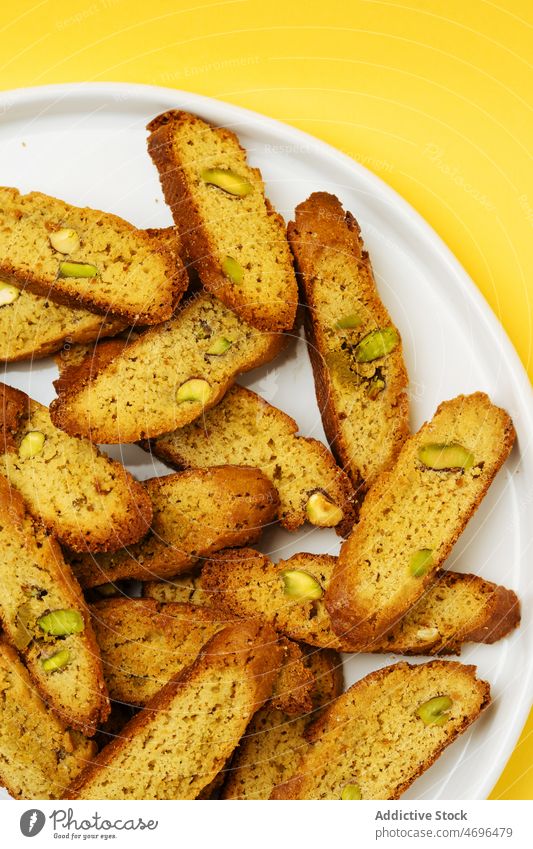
[
  {"left": 327, "top": 392, "right": 515, "bottom": 643},
  {"left": 50, "top": 293, "right": 285, "bottom": 444},
  {"left": 0, "top": 382, "right": 152, "bottom": 552},
  {"left": 271, "top": 660, "right": 490, "bottom": 799},
  {"left": 147, "top": 384, "right": 356, "bottom": 536},
  {"left": 147, "top": 110, "right": 298, "bottom": 332},
  {"left": 288, "top": 192, "right": 409, "bottom": 494},
  {"left": 0, "top": 188, "right": 186, "bottom": 324}
]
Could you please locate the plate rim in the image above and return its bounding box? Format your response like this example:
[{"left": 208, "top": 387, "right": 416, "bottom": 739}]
[{"left": 0, "top": 80, "right": 531, "bottom": 800}]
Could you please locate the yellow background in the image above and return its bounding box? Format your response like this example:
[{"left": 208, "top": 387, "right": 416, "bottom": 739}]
[{"left": 1, "top": 0, "right": 531, "bottom": 799}]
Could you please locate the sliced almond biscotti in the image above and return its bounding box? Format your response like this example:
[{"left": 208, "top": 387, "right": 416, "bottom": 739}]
[
  {"left": 327, "top": 393, "right": 515, "bottom": 643},
  {"left": 67, "top": 466, "right": 278, "bottom": 587},
  {"left": 288, "top": 193, "right": 409, "bottom": 493},
  {"left": 271, "top": 660, "right": 490, "bottom": 799},
  {"left": 147, "top": 385, "right": 356, "bottom": 536},
  {"left": 67, "top": 621, "right": 283, "bottom": 800},
  {"left": 50, "top": 293, "right": 285, "bottom": 443},
  {"left": 0, "top": 476, "right": 109, "bottom": 732},
  {"left": 147, "top": 110, "right": 298, "bottom": 332},
  {"left": 0, "top": 187, "right": 187, "bottom": 324},
  {"left": 151, "top": 548, "right": 519, "bottom": 654},
  {"left": 0, "top": 382, "right": 152, "bottom": 552},
  {"left": 0, "top": 228, "right": 179, "bottom": 362},
  {"left": 222, "top": 648, "right": 343, "bottom": 799},
  {"left": 0, "top": 640, "right": 97, "bottom": 800},
  {"left": 90, "top": 598, "right": 313, "bottom": 714}
]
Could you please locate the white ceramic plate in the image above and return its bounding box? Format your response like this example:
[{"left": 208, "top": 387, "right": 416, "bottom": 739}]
[{"left": 0, "top": 83, "right": 531, "bottom": 801}]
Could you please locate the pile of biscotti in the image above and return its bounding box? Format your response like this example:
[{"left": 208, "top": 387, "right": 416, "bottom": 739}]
[{"left": 0, "top": 110, "right": 520, "bottom": 801}]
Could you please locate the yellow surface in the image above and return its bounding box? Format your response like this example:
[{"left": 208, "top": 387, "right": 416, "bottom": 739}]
[{"left": 0, "top": 0, "right": 531, "bottom": 799}]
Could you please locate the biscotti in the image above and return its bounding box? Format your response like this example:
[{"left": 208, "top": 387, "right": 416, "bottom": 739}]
[
  {"left": 147, "top": 384, "right": 356, "bottom": 536},
  {"left": 0, "top": 187, "right": 187, "bottom": 324},
  {"left": 67, "top": 621, "right": 283, "bottom": 799},
  {"left": 0, "top": 382, "right": 152, "bottom": 552},
  {"left": 90, "top": 598, "right": 313, "bottom": 714},
  {"left": 0, "top": 640, "right": 97, "bottom": 800},
  {"left": 327, "top": 393, "right": 515, "bottom": 643},
  {"left": 288, "top": 193, "right": 409, "bottom": 492},
  {"left": 0, "top": 475, "right": 109, "bottom": 732},
  {"left": 222, "top": 649, "right": 343, "bottom": 799},
  {"left": 50, "top": 293, "right": 285, "bottom": 443},
  {"left": 147, "top": 110, "right": 298, "bottom": 332},
  {"left": 148, "top": 548, "right": 519, "bottom": 654},
  {"left": 0, "top": 285, "right": 125, "bottom": 361},
  {"left": 271, "top": 660, "right": 490, "bottom": 799},
  {"left": 0, "top": 227, "right": 179, "bottom": 362},
  {"left": 68, "top": 466, "right": 278, "bottom": 587}
]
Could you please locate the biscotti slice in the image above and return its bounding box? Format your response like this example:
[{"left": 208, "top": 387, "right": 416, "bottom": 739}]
[
  {"left": 67, "top": 621, "right": 283, "bottom": 799},
  {"left": 0, "top": 382, "right": 152, "bottom": 552},
  {"left": 0, "top": 640, "right": 97, "bottom": 800},
  {"left": 150, "top": 548, "right": 519, "bottom": 654},
  {"left": 90, "top": 598, "right": 312, "bottom": 714},
  {"left": 147, "top": 384, "right": 356, "bottom": 536},
  {"left": 222, "top": 648, "right": 343, "bottom": 799},
  {"left": 0, "top": 187, "right": 187, "bottom": 323},
  {"left": 271, "top": 660, "right": 490, "bottom": 799},
  {"left": 327, "top": 393, "right": 515, "bottom": 643},
  {"left": 0, "top": 228, "right": 179, "bottom": 362},
  {"left": 288, "top": 193, "right": 409, "bottom": 492},
  {"left": 50, "top": 293, "right": 285, "bottom": 443},
  {"left": 67, "top": 466, "right": 279, "bottom": 587},
  {"left": 0, "top": 476, "right": 109, "bottom": 732},
  {"left": 0, "top": 286, "right": 125, "bottom": 361},
  {"left": 147, "top": 110, "right": 298, "bottom": 332}
]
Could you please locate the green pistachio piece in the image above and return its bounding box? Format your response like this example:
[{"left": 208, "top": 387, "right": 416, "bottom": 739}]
[
  {"left": 42, "top": 649, "right": 71, "bottom": 672},
  {"left": 341, "top": 783, "right": 362, "bottom": 800},
  {"left": 200, "top": 167, "right": 253, "bottom": 197},
  {"left": 58, "top": 261, "right": 98, "bottom": 279},
  {"left": 176, "top": 378, "right": 211, "bottom": 405},
  {"left": 353, "top": 327, "right": 399, "bottom": 363},
  {"left": 409, "top": 548, "right": 434, "bottom": 578},
  {"left": 281, "top": 569, "right": 324, "bottom": 601},
  {"left": 0, "top": 282, "right": 20, "bottom": 307},
  {"left": 207, "top": 336, "right": 233, "bottom": 356},
  {"left": 18, "top": 431, "right": 46, "bottom": 460},
  {"left": 335, "top": 314, "right": 361, "bottom": 330},
  {"left": 306, "top": 491, "right": 344, "bottom": 527},
  {"left": 49, "top": 228, "right": 80, "bottom": 254},
  {"left": 417, "top": 695, "right": 453, "bottom": 726},
  {"left": 367, "top": 376, "right": 386, "bottom": 399},
  {"left": 418, "top": 443, "right": 475, "bottom": 471},
  {"left": 222, "top": 255, "right": 244, "bottom": 284},
  {"left": 37, "top": 609, "right": 84, "bottom": 636}
]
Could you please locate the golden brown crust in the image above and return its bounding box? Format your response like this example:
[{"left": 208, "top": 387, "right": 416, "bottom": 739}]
[
  {"left": 0, "top": 382, "right": 153, "bottom": 552},
  {"left": 326, "top": 393, "right": 516, "bottom": 642},
  {"left": 271, "top": 660, "right": 491, "bottom": 799},
  {"left": 0, "top": 382, "right": 29, "bottom": 453},
  {"left": 288, "top": 193, "right": 409, "bottom": 495},
  {"left": 0, "top": 476, "right": 110, "bottom": 733},
  {"left": 49, "top": 294, "right": 286, "bottom": 444},
  {"left": 0, "top": 190, "right": 186, "bottom": 324},
  {"left": 66, "top": 620, "right": 283, "bottom": 799},
  {"left": 147, "top": 110, "right": 297, "bottom": 333},
  {"left": 67, "top": 465, "right": 279, "bottom": 587},
  {"left": 175, "top": 547, "right": 520, "bottom": 655},
  {"left": 91, "top": 597, "right": 312, "bottom": 715},
  {"left": 147, "top": 384, "right": 357, "bottom": 537}
]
